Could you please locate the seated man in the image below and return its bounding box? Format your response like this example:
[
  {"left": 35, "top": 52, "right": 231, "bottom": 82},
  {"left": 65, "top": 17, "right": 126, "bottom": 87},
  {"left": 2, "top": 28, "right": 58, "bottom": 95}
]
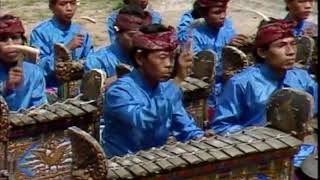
[
  {"left": 184, "top": 0, "right": 248, "bottom": 118},
  {"left": 102, "top": 24, "right": 204, "bottom": 157},
  {"left": 85, "top": 5, "right": 151, "bottom": 87},
  {"left": 30, "top": 0, "right": 93, "bottom": 88},
  {"left": 0, "top": 15, "right": 47, "bottom": 111},
  {"left": 106, "top": 0, "right": 161, "bottom": 43},
  {"left": 211, "top": 20, "right": 317, "bottom": 134},
  {"left": 211, "top": 20, "right": 318, "bottom": 171},
  {"left": 284, "top": 0, "right": 317, "bottom": 36}
]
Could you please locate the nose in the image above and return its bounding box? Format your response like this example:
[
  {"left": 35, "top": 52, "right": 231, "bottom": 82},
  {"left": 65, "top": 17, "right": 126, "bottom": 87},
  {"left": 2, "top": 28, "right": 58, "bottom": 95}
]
[
  {"left": 304, "top": 1, "right": 313, "bottom": 9},
  {"left": 66, "top": 3, "right": 72, "bottom": 10},
  {"left": 286, "top": 44, "right": 296, "bottom": 56},
  {"left": 164, "top": 58, "right": 172, "bottom": 68}
]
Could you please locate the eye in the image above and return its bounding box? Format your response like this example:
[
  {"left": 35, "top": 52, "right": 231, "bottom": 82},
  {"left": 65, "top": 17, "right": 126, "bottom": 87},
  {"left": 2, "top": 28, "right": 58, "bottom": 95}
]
[{"left": 0, "top": 37, "right": 9, "bottom": 42}]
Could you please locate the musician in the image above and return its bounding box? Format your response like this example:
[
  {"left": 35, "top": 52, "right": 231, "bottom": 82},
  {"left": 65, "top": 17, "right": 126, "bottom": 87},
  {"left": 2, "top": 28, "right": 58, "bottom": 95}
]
[
  {"left": 30, "top": 0, "right": 93, "bottom": 88},
  {"left": 102, "top": 24, "right": 204, "bottom": 157},
  {"left": 106, "top": 0, "right": 161, "bottom": 43},
  {"left": 284, "top": 0, "right": 317, "bottom": 37},
  {"left": 0, "top": 15, "right": 47, "bottom": 111},
  {"left": 210, "top": 20, "right": 318, "bottom": 171},
  {"left": 84, "top": 5, "right": 151, "bottom": 87}
]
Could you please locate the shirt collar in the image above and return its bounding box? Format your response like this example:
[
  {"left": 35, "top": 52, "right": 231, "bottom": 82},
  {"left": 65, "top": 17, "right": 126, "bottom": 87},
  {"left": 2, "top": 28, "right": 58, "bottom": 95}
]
[
  {"left": 285, "top": 14, "right": 305, "bottom": 36},
  {"left": 258, "top": 63, "right": 287, "bottom": 82},
  {"left": 130, "top": 69, "right": 161, "bottom": 95},
  {"left": 110, "top": 42, "right": 132, "bottom": 65},
  {"left": 51, "top": 16, "right": 72, "bottom": 31}
]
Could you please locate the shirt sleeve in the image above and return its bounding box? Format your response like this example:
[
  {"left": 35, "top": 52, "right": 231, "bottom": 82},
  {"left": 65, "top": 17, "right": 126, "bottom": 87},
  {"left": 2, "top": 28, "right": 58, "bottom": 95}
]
[
  {"left": 30, "top": 68, "right": 47, "bottom": 106},
  {"left": 191, "top": 30, "right": 203, "bottom": 54},
  {"left": 80, "top": 32, "right": 94, "bottom": 58},
  {"left": 106, "top": 11, "right": 118, "bottom": 44},
  {"left": 30, "top": 29, "right": 55, "bottom": 77},
  {"left": 176, "top": 11, "right": 193, "bottom": 42},
  {"left": 304, "top": 72, "right": 318, "bottom": 115},
  {"left": 104, "top": 82, "right": 174, "bottom": 131},
  {"left": 210, "top": 78, "right": 246, "bottom": 134}
]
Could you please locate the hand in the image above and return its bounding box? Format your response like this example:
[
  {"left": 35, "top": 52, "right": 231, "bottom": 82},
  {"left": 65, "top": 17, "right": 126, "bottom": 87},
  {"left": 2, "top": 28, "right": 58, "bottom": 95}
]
[
  {"left": 229, "top": 34, "right": 249, "bottom": 46},
  {"left": 101, "top": 75, "right": 117, "bottom": 92},
  {"left": 5, "top": 66, "right": 23, "bottom": 91},
  {"left": 204, "top": 129, "right": 215, "bottom": 137},
  {"left": 66, "top": 33, "right": 84, "bottom": 50},
  {"left": 173, "top": 50, "right": 193, "bottom": 84}
]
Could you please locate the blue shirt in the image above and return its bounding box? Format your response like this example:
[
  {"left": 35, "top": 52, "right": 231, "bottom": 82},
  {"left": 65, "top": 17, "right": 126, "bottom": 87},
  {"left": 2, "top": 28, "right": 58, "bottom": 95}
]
[
  {"left": 192, "top": 18, "right": 235, "bottom": 78},
  {"left": 84, "top": 43, "right": 133, "bottom": 77},
  {"left": 106, "top": 8, "right": 162, "bottom": 43},
  {"left": 30, "top": 17, "right": 93, "bottom": 87},
  {"left": 102, "top": 70, "right": 204, "bottom": 157},
  {"left": 0, "top": 61, "right": 47, "bottom": 111},
  {"left": 211, "top": 63, "right": 318, "bottom": 134},
  {"left": 191, "top": 18, "right": 235, "bottom": 107},
  {"left": 285, "top": 14, "right": 318, "bottom": 36},
  {"left": 176, "top": 10, "right": 194, "bottom": 43}
]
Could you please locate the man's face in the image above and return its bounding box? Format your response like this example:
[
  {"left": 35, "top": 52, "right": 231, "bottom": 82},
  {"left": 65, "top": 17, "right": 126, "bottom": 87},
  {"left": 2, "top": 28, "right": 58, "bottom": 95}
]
[
  {"left": 0, "top": 34, "right": 23, "bottom": 63},
  {"left": 262, "top": 37, "right": 297, "bottom": 71},
  {"left": 117, "top": 30, "right": 138, "bottom": 52},
  {"left": 139, "top": 50, "right": 173, "bottom": 82},
  {"left": 51, "top": 0, "right": 77, "bottom": 23},
  {"left": 287, "top": 0, "right": 314, "bottom": 20},
  {"left": 205, "top": 6, "right": 226, "bottom": 28}
]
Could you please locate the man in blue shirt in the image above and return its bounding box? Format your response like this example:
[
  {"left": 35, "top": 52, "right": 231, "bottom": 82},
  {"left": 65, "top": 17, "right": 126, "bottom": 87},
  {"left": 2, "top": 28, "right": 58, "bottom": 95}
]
[
  {"left": 85, "top": 5, "right": 152, "bottom": 87},
  {"left": 102, "top": 24, "right": 204, "bottom": 157},
  {"left": 179, "top": 0, "right": 248, "bottom": 119},
  {"left": 106, "top": 0, "right": 161, "bottom": 43},
  {"left": 284, "top": 0, "right": 317, "bottom": 36},
  {"left": 210, "top": 20, "right": 318, "bottom": 173},
  {"left": 30, "top": 0, "right": 93, "bottom": 88},
  {"left": 0, "top": 14, "right": 47, "bottom": 111}
]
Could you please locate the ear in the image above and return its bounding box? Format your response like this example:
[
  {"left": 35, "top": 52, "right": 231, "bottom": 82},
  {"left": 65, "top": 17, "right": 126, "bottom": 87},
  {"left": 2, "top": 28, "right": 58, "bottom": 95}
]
[
  {"left": 257, "top": 48, "right": 267, "bottom": 59},
  {"left": 134, "top": 51, "right": 144, "bottom": 67}
]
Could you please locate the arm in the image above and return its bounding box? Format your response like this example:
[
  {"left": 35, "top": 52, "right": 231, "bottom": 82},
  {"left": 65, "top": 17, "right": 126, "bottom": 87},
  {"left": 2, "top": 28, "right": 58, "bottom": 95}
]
[
  {"left": 304, "top": 72, "right": 318, "bottom": 115},
  {"left": 176, "top": 11, "right": 193, "bottom": 43},
  {"left": 80, "top": 32, "right": 94, "bottom": 58},
  {"left": 104, "top": 82, "right": 174, "bottom": 130},
  {"left": 210, "top": 79, "right": 245, "bottom": 134},
  {"left": 106, "top": 11, "right": 118, "bottom": 44},
  {"left": 171, "top": 99, "right": 204, "bottom": 141},
  {"left": 30, "top": 68, "right": 47, "bottom": 107},
  {"left": 29, "top": 29, "right": 54, "bottom": 76}
]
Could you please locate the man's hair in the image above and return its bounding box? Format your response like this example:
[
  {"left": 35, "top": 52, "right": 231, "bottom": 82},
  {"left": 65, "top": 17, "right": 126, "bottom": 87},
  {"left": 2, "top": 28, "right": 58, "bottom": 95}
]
[
  {"left": 118, "top": 4, "right": 145, "bottom": 18},
  {"left": 49, "top": 0, "right": 58, "bottom": 8},
  {"left": 130, "top": 24, "right": 169, "bottom": 67},
  {"left": 123, "top": 0, "right": 130, "bottom": 4}
]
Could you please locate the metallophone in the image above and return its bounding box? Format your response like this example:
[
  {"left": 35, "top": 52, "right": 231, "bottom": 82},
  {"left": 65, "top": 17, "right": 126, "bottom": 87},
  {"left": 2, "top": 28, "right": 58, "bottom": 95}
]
[
  {"left": 0, "top": 66, "right": 105, "bottom": 179},
  {"left": 67, "top": 87, "right": 313, "bottom": 180}
]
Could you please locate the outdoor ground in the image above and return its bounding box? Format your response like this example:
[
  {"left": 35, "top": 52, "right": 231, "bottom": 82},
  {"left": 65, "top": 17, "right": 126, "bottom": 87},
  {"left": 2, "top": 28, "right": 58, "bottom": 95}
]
[{"left": 0, "top": 0, "right": 318, "bottom": 47}]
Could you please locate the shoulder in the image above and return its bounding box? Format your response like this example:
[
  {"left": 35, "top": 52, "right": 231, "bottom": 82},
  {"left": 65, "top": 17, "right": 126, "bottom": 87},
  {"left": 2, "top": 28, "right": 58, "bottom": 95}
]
[
  {"left": 106, "top": 75, "right": 135, "bottom": 95},
  {"left": 31, "top": 18, "right": 52, "bottom": 32},
  {"left": 228, "top": 65, "right": 260, "bottom": 85},
  {"left": 287, "top": 67, "right": 313, "bottom": 78}
]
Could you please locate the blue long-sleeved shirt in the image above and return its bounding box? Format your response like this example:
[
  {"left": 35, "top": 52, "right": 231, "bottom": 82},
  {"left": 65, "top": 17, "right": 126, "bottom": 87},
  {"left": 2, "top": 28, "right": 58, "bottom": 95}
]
[
  {"left": 192, "top": 18, "right": 235, "bottom": 78},
  {"left": 30, "top": 16, "right": 93, "bottom": 87},
  {"left": 285, "top": 14, "right": 318, "bottom": 36},
  {"left": 212, "top": 63, "right": 318, "bottom": 167},
  {"left": 102, "top": 70, "right": 204, "bottom": 157},
  {"left": 84, "top": 43, "right": 132, "bottom": 77},
  {"left": 0, "top": 61, "right": 47, "bottom": 111},
  {"left": 106, "top": 7, "right": 162, "bottom": 43},
  {"left": 212, "top": 63, "right": 318, "bottom": 134},
  {"left": 176, "top": 10, "right": 194, "bottom": 43},
  {"left": 191, "top": 18, "right": 235, "bottom": 107}
]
